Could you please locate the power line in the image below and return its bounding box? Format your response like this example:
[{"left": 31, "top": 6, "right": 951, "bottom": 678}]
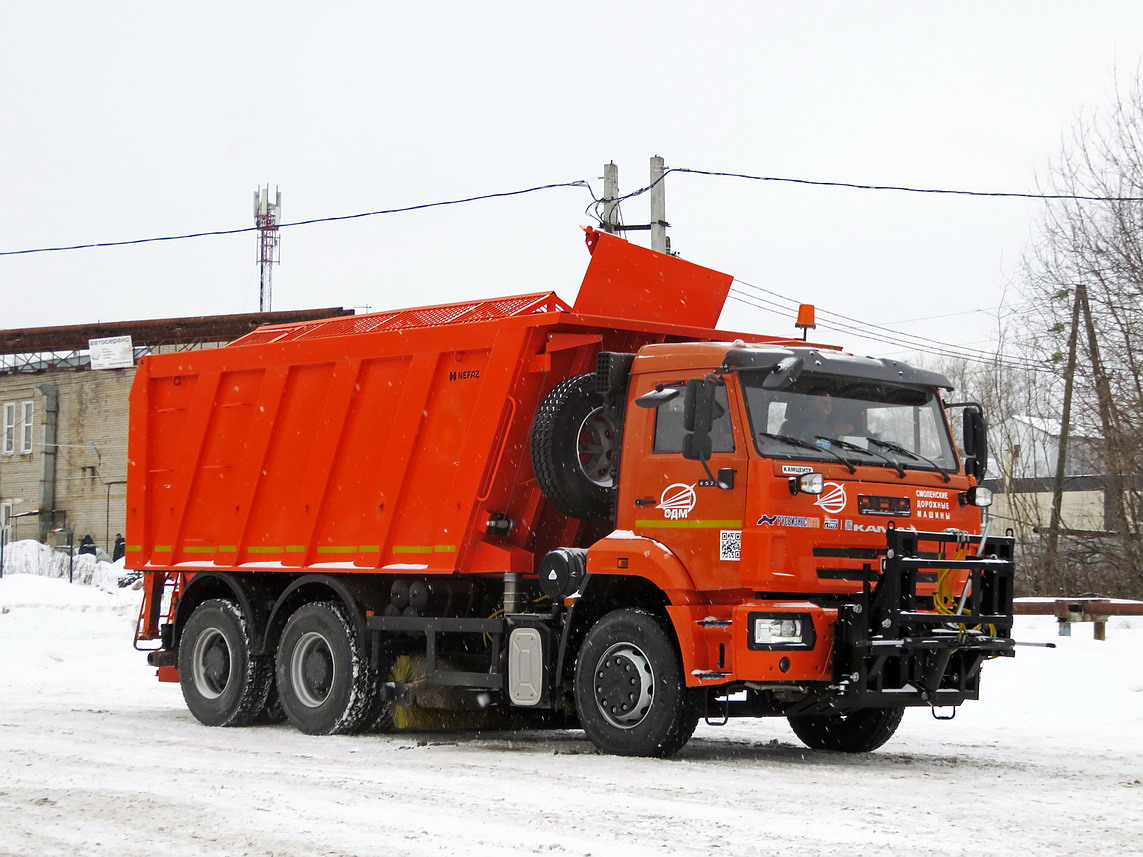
[
  {"left": 885, "top": 303, "right": 1027, "bottom": 325},
  {"left": 0, "top": 180, "right": 591, "bottom": 257},
  {"left": 731, "top": 278, "right": 1041, "bottom": 368},
  {"left": 727, "top": 286, "right": 1049, "bottom": 374},
  {"left": 726, "top": 289, "right": 1033, "bottom": 372},
  {"left": 8, "top": 167, "right": 1139, "bottom": 259},
  {"left": 667, "top": 167, "right": 1143, "bottom": 202}
]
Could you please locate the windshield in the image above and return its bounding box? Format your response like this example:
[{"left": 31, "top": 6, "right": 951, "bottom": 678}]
[{"left": 740, "top": 372, "right": 958, "bottom": 473}]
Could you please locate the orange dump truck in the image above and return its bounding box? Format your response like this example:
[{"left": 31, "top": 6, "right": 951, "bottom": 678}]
[{"left": 130, "top": 230, "right": 1014, "bottom": 756}]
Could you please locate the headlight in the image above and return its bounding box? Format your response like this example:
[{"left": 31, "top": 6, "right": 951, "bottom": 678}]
[
  {"left": 748, "top": 612, "right": 816, "bottom": 650},
  {"left": 754, "top": 618, "right": 803, "bottom": 644}
]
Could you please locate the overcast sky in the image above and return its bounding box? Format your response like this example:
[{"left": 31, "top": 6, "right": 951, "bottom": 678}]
[{"left": 3, "top": 3, "right": 1142, "bottom": 365}]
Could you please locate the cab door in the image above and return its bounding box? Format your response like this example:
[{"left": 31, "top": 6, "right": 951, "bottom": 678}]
[{"left": 620, "top": 374, "right": 749, "bottom": 591}]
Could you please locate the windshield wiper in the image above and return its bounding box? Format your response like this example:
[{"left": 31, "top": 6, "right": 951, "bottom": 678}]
[
  {"left": 816, "top": 436, "right": 906, "bottom": 478},
  {"left": 867, "top": 437, "right": 951, "bottom": 482},
  {"left": 758, "top": 432, "right": 857, "bottom": 474}
]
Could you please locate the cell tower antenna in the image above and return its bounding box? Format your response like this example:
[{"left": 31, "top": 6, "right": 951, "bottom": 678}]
[{"left": 253, "top": 186, "right": 282, "bottom": 312}]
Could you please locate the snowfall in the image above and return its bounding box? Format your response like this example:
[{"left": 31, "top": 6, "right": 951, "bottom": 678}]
[{"left": 0, "top": 541, "right": 1140, "bottom": 857}]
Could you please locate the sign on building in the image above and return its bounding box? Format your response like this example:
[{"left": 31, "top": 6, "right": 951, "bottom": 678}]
[{"left": 88, "top": 335, "right": 135, "bottom": 370}]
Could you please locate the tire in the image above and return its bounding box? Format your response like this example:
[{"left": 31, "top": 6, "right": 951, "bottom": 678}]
[
  {"left": 178, "top": 599, "right": 271, "bottom": 728},
  {"left": 276, "top": 601, "right": 376, "bottom": 735},
  {"left": 254, "top": 675, "right": 287, "bottom": 725},
  {"left": 531, "top": 373, "right": 617, "bottom": 520},
  {"left": 787, "top": 706, "right": 905, "bottom": 752},
  {"left": 574, "top": 609, "right": 701, "bottom": 758}
]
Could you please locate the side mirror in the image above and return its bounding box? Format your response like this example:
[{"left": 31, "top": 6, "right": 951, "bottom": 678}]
[
  {"left": 963, "top": 407, "right": 988, "bottom": 480},
  {"left": 682, "top": 378, "right": 716, "bottom": 461}
]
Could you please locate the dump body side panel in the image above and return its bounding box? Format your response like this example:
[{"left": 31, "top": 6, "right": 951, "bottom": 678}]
[
  {"left": 126, "top": 310, "right": 775, "bottom": 578},
  {"left": 127, "top": 316, "right": 565, "bottom": 574}
]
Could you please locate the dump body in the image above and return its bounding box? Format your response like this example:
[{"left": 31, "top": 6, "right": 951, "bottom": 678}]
[{"left": 127, "top": 287, "right": 787, "bottom": 581}]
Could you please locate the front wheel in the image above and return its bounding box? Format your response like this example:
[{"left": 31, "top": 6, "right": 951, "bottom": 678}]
[
  {"left": 574, "top": 609, "right": 700, "bottom": 758},
  {"left": 178, "top": 599, "right": 270, "bottom": 727},
  {"left": 276, "top": 601, "right": 376, "bottom": 735},
  {"left": 787, "top": 706, "right": 905, "bottom": 752}
]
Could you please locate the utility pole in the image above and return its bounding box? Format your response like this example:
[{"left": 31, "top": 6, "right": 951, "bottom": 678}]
[
  {"left": 602, "top": 156, "right": 669, "bottom": 251},
  {"left": 650, "top": 155, "right": 668, "bottom": 253},
  {"left": 602, "top": 162, "right": 620, "bottom": 235},
  {"left": 1047, "top": 287, "right": 1082, "bottom": 586},
  {"left": 1077, "top": 284, "right": 1133, "bottom": 558},
  {"left": 253, "top": 186, "right": 282, "bottom": 313}
]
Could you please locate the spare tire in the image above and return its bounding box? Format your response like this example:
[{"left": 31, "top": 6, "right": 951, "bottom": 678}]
[{"left": 531, "top": 373, "right": 617, "bottom": 520}]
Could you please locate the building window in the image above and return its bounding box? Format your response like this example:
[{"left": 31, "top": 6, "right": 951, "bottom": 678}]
[
  {"left": 19, "top": 401, "right": 33, "bottom": 455},
  {"left": 2, "top": 403, "right": 13, "bottom": 456}
]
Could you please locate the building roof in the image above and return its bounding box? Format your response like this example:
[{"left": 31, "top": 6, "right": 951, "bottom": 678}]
[{"left": 0, "top": 308, "right": 353, "bottom": 362}]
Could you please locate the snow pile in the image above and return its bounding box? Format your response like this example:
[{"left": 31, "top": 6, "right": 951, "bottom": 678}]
[
  {"left": 1, "top": 573, "right": 1141, "bottom": 856},
  {"left": 1, "top": 538, "right": 127, "bottom": 593}
]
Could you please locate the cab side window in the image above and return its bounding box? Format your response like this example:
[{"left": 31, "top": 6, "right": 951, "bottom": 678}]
[{"left": 653, "top": 385, "right": 735, "bottom": 453}]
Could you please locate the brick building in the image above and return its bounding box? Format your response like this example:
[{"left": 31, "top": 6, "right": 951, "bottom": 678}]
[{"left": 0, "top": 308, "right": 350, "bottom": 556}]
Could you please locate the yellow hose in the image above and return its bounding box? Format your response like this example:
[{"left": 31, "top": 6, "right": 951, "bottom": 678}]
[{"left": 934, "top": 546, "right": 995, "bottom": 636}]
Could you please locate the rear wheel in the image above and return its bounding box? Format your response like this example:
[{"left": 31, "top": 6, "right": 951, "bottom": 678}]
[
  {"left": 787, "top": 706, "right": 905, "bottom": 752},
  {"left": 276, "top": 601, "right": 376, "bottom": 735},
  {"left": 574, "top": 609, "right": 700, "bottom": 757},
  {"left": 178, "top": 599, "right": 270, "bottom": 727}
]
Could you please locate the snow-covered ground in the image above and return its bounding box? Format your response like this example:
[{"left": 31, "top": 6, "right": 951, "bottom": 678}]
[{"left": 1, "top": 557, "right": 1141, "bottom": 856}]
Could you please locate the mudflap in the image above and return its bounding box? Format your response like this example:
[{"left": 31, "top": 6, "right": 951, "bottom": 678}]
[{"left": 790, "top": 525, "right": 1016, "bottom": 716}]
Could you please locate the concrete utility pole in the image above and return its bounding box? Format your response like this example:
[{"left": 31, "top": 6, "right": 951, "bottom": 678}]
[
  {"left": 602, "top": 162, "right": 620, "bottom": 234},
  {"left": 601, "top": 156, "right": 669, "bottom": 251},
  {"left": 650, "top": 155, "right": 667, "bottom": 253}
]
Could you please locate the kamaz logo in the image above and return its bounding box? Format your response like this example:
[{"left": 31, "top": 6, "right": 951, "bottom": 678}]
[
  {"left": 449, "top": 370, "right": 481, "bottom": 381},
  {"left": 852, "top": 523, "right": 887, "bottom": 533}
]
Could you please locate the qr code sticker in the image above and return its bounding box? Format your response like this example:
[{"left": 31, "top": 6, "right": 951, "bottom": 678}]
[{"left": 719, "top": 530, "right": 741, "bottom": 562}]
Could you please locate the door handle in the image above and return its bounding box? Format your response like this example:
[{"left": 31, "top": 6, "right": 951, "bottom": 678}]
[{"left": 634, "top": 498, "right": 656, "bottom": 507}]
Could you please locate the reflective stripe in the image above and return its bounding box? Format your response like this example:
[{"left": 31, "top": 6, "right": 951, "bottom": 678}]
[{"left": 145, "top": 543, "right": 458, "bottom": 556}]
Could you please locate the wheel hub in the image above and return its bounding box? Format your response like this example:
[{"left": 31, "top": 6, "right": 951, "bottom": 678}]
[
  {"left": 291, "top": 631, "right": 334, "bottom": 708},
  {"left": 593, "top": 642, "right": 654, "bottom": 729},
  {"left": 577, "top": 408, "right": 616, "bottom": 488},
  {"left": 191, "top": 628, "right": 233, "bottom": 700}
]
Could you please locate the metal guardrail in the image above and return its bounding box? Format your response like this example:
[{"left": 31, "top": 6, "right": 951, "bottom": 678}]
[{"left": 1013, "top": 597, "right": 1143, "bottom": 640}]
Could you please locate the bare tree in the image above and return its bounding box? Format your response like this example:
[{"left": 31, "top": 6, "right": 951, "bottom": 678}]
[
  {"left": 1018, "top": 71, "right": 1143, "bottom": 598},
  {"left": 926, "top": 340, "right": 1068, "bottom": 596}
]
